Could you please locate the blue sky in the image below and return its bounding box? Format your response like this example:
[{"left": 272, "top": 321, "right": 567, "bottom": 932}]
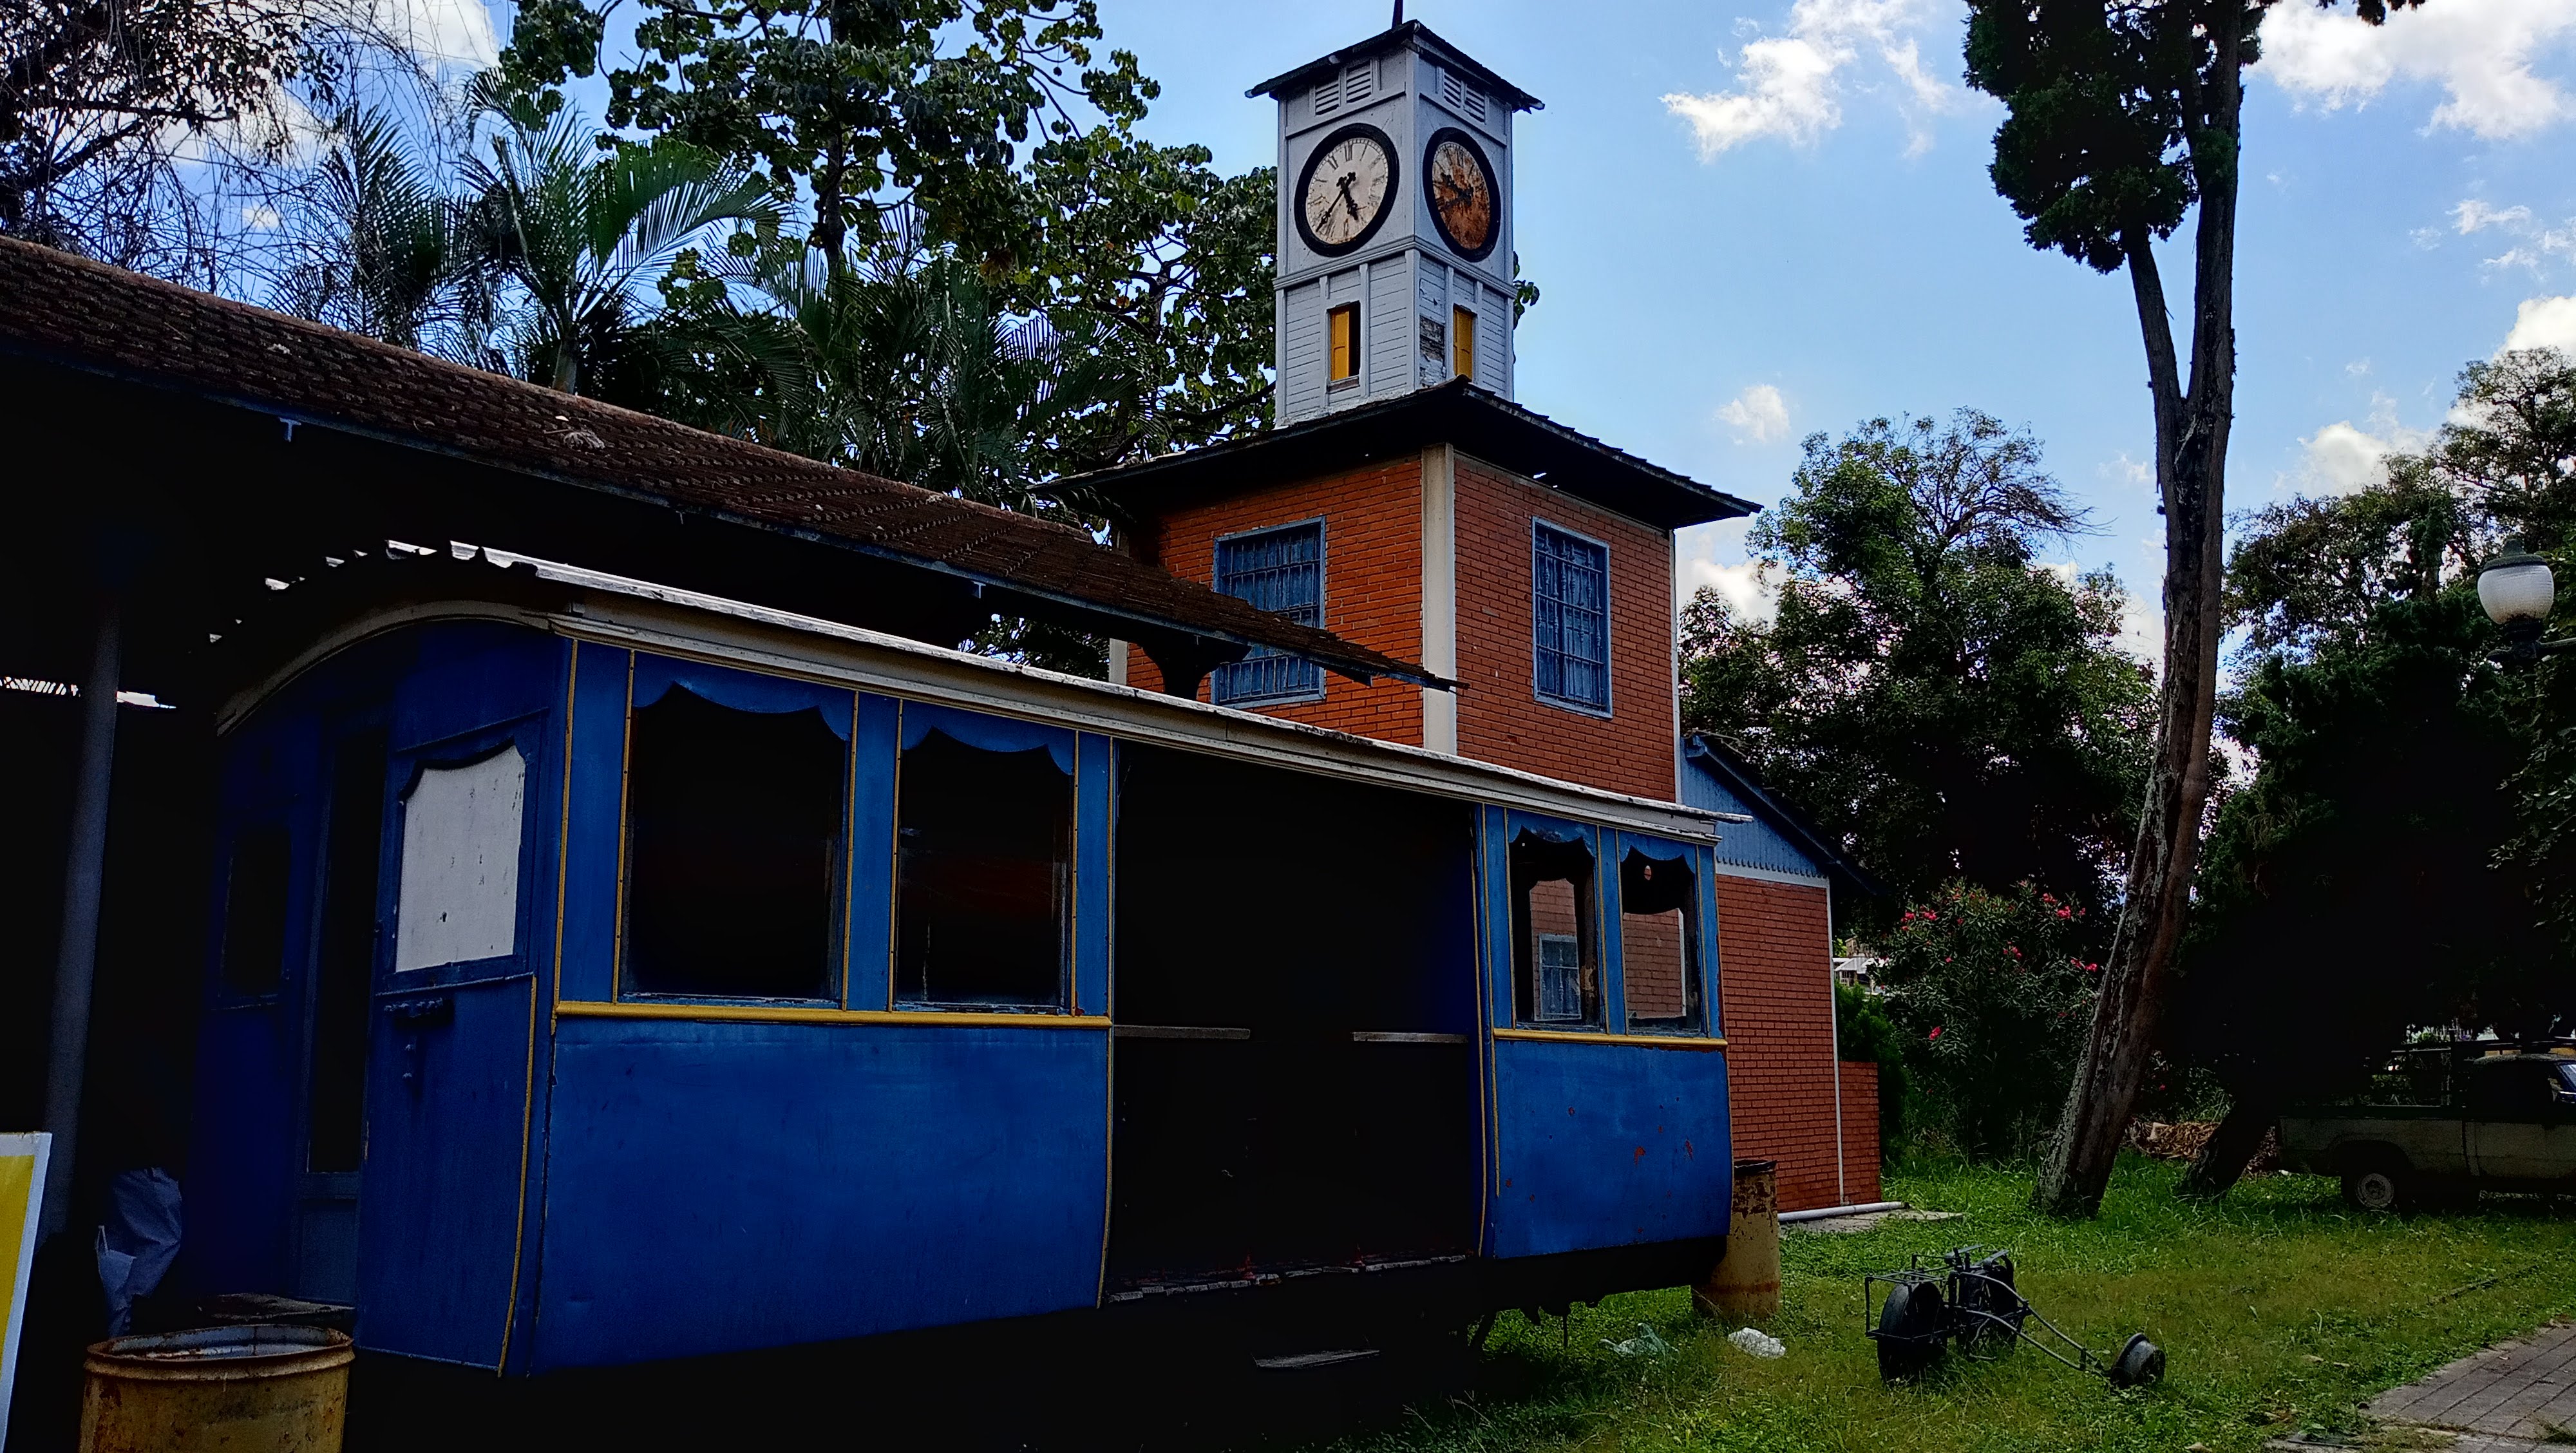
[{"left": 1092, "top": 0, "right": 2576, "bottom": 655}]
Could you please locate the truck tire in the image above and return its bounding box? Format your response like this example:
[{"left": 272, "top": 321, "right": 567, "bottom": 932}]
[{"left": 2342, "top": 1159, "right": 2409, "bottom": 1213}]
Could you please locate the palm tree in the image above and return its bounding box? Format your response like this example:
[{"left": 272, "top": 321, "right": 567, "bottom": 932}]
[
  {"left": 272, "top": 108, "right": 463, "bottom": 351},
  {"left": 464, "top": 91, "right": 780, "bottom": 394}
]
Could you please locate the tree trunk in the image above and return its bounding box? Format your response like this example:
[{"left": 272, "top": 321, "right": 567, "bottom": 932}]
[
  {"left": 2178, "top": 1094, "right": 2274, "bottom": 1199},
  {"left": 2032, "top": 0, "right": 2242, "bottom": 1220}
]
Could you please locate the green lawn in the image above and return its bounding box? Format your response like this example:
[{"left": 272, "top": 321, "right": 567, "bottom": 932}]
[{"left": 1324, "top": 1157, "right": 2576, "bottom": 1453}]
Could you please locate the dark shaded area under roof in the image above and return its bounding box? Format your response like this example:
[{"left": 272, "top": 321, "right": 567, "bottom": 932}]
[
  {"left": 1056, "top": 377, "right": 1759, "bottom": 535},
  {"left": 1683, "top": 734, "right": 1881, "bottom": 897},
  {"left": 1246, "top": 20, "right": 1545, "bottom": 111},
  {"left": 0, "top": 237, "right": 1439, "bottom": 696}
]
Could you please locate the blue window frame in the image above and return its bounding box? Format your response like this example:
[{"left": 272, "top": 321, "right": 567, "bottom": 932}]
[
  {"left": 1533, "top": 522, "right": 1610, "bottom": 712},
  {"left": 1211, "top": 520, "right": 1325, "bottom": 705}
]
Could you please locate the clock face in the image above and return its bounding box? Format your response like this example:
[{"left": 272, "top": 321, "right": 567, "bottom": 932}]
[
  {"left": 1423, "top": 128, "right": 1499, "bottom": 262},
  {"left": 1295, "top": 123, "right": 1397, "bottom": 257}
]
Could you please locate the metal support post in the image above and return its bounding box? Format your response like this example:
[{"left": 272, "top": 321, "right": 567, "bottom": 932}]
[{"left": 39, "top": 596, "right": 122, "bottom": 1240}]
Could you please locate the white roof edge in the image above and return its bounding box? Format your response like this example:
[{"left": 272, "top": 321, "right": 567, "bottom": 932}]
[{"left": 488, "top": 547, "right": 1724, "bottom": 840}]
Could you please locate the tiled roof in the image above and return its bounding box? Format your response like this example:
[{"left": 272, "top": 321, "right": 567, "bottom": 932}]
[{"left": 0, "top": 237, "right": 1438, "bottom": 688}]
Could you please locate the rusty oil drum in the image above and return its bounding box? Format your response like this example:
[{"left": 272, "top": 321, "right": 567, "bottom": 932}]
[
  {"left": 1694, "top": 1158, "right": 1781, "bottom": 1320},
  {"left": 79, "top": 1324, "right": 354, "bottom": 1452}
]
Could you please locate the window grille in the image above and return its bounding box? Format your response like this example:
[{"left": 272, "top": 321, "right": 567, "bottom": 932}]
[
  {"left": 1533, "top": 524, "right": 1609, "bottom": 710},
  {"left": 1536, "top": 933, "right": 1584, "bottom": 1021},
  {"left": 1213, "top": 522, "right": 1325, "bottom": 705}
]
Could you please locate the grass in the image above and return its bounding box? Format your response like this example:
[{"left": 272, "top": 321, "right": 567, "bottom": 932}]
[{"left": 1314, "top": 1156, "right": 2576, "bottom": 1453}]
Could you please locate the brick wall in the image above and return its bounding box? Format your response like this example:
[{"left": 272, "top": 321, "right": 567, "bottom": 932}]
[
  {"left": 1839, "top": 1061, "right": 1882, "bottom": 1205},
  {"left": 1452, "top": 456, "right": 1675, "bottom": 801},
  {"left": 1124, "top": 459, "right": 1427, "bottom": 745},
  {"left": 1716, "top": 873, "right": 1842, "bottom": 1211}
]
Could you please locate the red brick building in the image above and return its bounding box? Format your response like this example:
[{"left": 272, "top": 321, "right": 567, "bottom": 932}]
[{"left": 1075, "top": 386, "right": 1880, "bottom": 1213}]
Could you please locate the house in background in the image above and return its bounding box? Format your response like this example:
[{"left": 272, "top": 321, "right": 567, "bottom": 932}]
[{"left": 1066, "top": 19, "right": 1879, "bottom": 1214}]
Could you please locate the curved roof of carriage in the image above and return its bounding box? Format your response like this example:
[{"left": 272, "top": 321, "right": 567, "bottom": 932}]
[{"left": 0, "top": 236, "right": 1441, "bottom": 691}]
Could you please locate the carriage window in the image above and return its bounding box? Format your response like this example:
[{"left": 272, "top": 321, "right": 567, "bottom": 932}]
[
  {"left": 625, "top": 690, "right": 846, "bottom": 1000},
  {"left": 1620, "top": 850, "right": 1701, "bottom": 1030},
  {"left": 896, "top": 726, "right": 1072, "bottom": 1009},
  {"left": 395, "top": 745, "right": 527, "bottom": 971},
  {"left": 219, "top": 825, "right": 292, "bottom": 995},
  {"left": 1510, "top": 832, "right": 1597, "bottom": 1027}
]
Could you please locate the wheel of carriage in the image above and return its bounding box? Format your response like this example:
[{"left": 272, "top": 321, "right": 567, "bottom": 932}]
[
  {"left": 1954, "top": 1251, "right": 2026, "bottom": 1353},
  {"left": 2341, "top": 1157, "right": 2410, "bottom": 1213},
  {"left": 2108, "top": 1333, "right": 2166, "bottom": 1388},
  {"left": 1875, "top": 1280, "right": 1946, "bottom": 1383}
]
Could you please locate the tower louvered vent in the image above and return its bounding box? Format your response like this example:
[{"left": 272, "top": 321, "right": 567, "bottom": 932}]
[
  {"left": 1439, "top": 68, "right": 1486, "bottom": 123},
  {"left": 1313, "top": 79, "right": 1340, "bottom": 116},
  {"left": 1343, "top": 61, "right": 1374, "bottom": 104}
]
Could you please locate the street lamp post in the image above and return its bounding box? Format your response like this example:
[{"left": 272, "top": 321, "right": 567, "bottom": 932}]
[{"left": 2479, "top": 546, "right": 2576, "bottom": 663}]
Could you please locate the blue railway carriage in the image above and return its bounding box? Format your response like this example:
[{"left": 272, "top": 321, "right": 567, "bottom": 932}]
[{"left": 185, "top": 551, "right": 1732, "bottom": 1374}]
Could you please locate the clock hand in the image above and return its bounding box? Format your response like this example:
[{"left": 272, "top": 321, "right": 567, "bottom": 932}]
[{"left": 1337, "top": 173, "right": 1363, "bottom": 221}]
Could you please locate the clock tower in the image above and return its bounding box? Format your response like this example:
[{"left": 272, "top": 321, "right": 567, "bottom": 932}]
[{"left": 1250, "top": 20, "right": 1539, "bottom": 424}]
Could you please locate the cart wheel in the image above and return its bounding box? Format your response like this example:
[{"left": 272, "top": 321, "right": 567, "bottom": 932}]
[
  {"left": 1955, "top": 1252, "right": 2025, "bottom": 1353},
  {"left": 1875, "top": 1280, "right": 1946, "bottom": 1383},
  {"left": 2108, "top": 1333, "right": 2165, "bottom": 1388}
]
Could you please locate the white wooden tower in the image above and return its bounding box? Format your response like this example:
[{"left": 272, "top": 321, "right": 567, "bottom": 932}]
[{"left": 1249, "top": 20, "right": 1540, "bottom": 425}]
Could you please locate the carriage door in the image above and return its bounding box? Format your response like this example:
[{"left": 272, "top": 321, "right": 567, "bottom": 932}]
[
  {"left": 290, "top": 726, "right": 388, "bottom": 1303},
  {"left": 356, "top": 723, "right": 545, "bottom": 1366}
]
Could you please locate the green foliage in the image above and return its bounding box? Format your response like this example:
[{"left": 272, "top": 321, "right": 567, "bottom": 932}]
[
  {"left": 1879, "top": 881, "right": 2101, "bottom": 1161},
  {"left": 461, "top": 90, "right": 782, "bottom": 394},
  {"left": 2184, "top": 350, "right": 2576, "bottom": 1127},
  {"left": 497, "top": 0, "right": 1150, "bottom": 267},
  {"left": 2181, "top": 590, "right": 2551, "bottom": 1102},
  {"left": 1835, "top": 982, "right": 1911, "bottom": 1154},
  {"left": 1680, "top": 412, "right": 2154, "bottom": 932}
]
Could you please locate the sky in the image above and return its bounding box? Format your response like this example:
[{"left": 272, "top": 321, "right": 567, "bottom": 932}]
[{"left": 394, "top": 0, "right": 2576, "bottom": 660}]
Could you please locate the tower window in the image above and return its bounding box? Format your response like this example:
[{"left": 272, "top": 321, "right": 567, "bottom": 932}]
[
  {"left": 1328, "top": 305, "right": 1358, "bottom": 383},
  {"left": 1452, "top": 305, "right": 1476, "bottom": 379},
  {"left": 1533, "top": 522, "right": 1611, "bottom": 712},
  {"left": 1212, "top": 520, "right": 1325, "bottom": 705}
]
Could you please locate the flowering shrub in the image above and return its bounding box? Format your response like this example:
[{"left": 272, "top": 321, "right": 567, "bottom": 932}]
[{"left": 1880, "top": 880, "right": 2101, "bottom": 1161}]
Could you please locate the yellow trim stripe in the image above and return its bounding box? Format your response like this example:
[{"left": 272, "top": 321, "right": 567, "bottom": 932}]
[
  {"left": 555, "top": 1001, "right": 1111, "bottom": 1029},
  {"left": 1492, "top": 1027, "right": 1727, "bottom": 1051}
]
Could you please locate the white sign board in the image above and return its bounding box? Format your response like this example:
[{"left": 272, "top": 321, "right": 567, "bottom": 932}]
[
  {"left": 394, "top": 746, "right": 527, "bottom": 971},
  {"left": 1, "top": 1132, "right": 52, "bottom": 1439}
]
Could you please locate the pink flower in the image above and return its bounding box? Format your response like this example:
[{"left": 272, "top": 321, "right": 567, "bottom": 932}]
[
  {"left": 2006, "top": 945, "right": 2020, "bottom": 958},
  {"left": 1928, "top": 1027, "right": 1943, "bottom": 1041},
  {"left": 2055, "top": 907, "right": 2072, "bottom": 918}
]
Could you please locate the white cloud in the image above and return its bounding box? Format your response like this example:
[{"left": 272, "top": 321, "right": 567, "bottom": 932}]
[
  {"left": 1676, "top": 518, "right": 1781, "bottom": 622},
  {"left": 2099, "top": 451, "right": 2154, "bottom": 491},
  {"left": 342, "top": 0, "right": 499, "bottom": 71},
  {"left": 1663, "top": 0, "right": 1964, "bottom": 158},
  {"left": 2290, "top": 393, "right": 2433, "bottom": 496},
  {"left": 1716, "top": 383, "right": 1793, "bottom": 444},
  {"left": 242, "top": 204, "right": 283, "bottom": 231},
  {"left": 2457, "top": 200, "right": 2535, "bottom": 234},
  {"left": 2504, "top": 294, "right": 2576, "bottom": 355},
  {"left": 2262, "top": 0, "right": 2576, "bottom": 140}
]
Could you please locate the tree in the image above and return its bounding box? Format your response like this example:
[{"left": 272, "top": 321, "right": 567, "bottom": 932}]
[
  {"left": 2174, "top": 347, "right": 2576, "bottom": 1197},
  {"left": 1880, "top": 881, "right": 2103, "bottom": 1160},
  {"left": 1963, "top": 0, "right": 2426, "bottom": 1218},
  {"left": 1681, "top": 411, "right": 2155, "bottom": 932},
  {"left": 496, "top": 0, "right": 1150, "bottom": 269},
  {"left": 462, "top": 91, "right": 780, "bottom": 394},
  {"left": 269, "top": 108, "right": 467, "bottom": 350},
  {"left": 2175, "top": 592, "right": 2544, "bottom": 1195},
  {"left": 1, "top": 0, "right": 312, "bottom": 272}
]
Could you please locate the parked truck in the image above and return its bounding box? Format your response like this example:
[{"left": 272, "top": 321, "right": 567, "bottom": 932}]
[{"left": 2278, "top": 1047, "right": 2576, "bottom": 1211}]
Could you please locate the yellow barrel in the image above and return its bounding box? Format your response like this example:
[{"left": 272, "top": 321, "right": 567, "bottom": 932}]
[
  {"left": 1695, "top": 1159, "right": 1781, "bottom": 1320},
  {"left": 79, "top": 1325, "right": 353, "bottom": 1453}
]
